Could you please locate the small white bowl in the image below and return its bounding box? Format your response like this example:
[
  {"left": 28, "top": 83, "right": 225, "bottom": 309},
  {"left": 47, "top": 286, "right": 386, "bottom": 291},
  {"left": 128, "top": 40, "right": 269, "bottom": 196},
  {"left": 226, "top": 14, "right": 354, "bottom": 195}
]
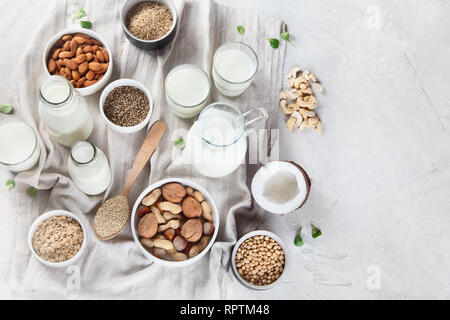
[
  {"left": 231, "top": 230, "right": 289, "bottom": 290},
  {"left": 131, "top": 178, "right": 220, "bottom": 267},
  {"left": 43, "top": 28, "right": 113, "bottom": 96},
  {"left": 99, "top": 79, "right": 153, "bottom": 133},
  {"left": 28, "top": 210, "right": 87, "bottom": 268}
]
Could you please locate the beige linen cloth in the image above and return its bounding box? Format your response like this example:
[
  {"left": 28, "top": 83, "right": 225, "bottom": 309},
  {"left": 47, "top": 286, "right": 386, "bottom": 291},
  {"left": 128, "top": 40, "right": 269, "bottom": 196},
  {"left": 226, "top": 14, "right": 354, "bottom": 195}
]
[{"left": 9, "top": 0, "right": 285, "bottom": 299}]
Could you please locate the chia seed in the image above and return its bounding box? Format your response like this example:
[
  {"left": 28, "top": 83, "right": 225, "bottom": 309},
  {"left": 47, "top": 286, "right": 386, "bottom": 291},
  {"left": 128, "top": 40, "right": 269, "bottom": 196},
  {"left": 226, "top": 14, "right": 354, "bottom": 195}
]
[{"left": 104, "top": 86, "right": 150, "bottom": 127}]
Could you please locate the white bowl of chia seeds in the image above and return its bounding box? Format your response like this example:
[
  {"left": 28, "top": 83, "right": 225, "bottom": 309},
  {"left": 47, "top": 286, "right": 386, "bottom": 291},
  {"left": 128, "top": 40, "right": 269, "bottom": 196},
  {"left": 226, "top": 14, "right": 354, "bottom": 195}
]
[{"left": 99, "top": 79, "right": 153, "bottom": 133}]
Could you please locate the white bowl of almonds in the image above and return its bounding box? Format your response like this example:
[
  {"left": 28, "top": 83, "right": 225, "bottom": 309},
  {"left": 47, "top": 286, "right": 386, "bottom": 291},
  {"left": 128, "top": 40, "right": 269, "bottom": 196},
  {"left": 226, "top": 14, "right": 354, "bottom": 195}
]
[
  {"left": 28, "top": 210, "right": 87, "bottom": 268},
  {"left": 131, "top": 178, "right": 219, "bottom": 267},
  {"left": 231, "top": 230, "right": 288, "bottom": 290},
  {"left": 43, "top": 28, "right": 113, "bottom": 96}
]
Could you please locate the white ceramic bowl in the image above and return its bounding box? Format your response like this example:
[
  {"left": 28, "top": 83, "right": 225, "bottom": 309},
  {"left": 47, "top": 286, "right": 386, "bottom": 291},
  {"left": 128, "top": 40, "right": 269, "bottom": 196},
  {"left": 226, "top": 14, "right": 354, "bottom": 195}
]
[
  {"left": 28, "top": 210, "right": 87, "bottom": 268},
  {"left": 43, "top": 28, "right": 113, "bottom": 96},
  {"left": 231, "top": 230, "right": 289, "bottom": 290},
  {"left": 131, "top": 178, "right": 220, "bottom": 267},
  {"left": 99, "top": 79, "right": 153, "bottom": 133}
]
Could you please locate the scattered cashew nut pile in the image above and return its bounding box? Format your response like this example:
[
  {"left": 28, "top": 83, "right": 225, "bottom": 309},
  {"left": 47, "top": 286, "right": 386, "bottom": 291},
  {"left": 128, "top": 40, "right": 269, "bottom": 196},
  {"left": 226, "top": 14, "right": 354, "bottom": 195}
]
[
  {"left": 137, "top": 183, "right": 215, "bottom": 261},
  {"left": 280, "top": 67, "right": 324, "bottom": 133}
]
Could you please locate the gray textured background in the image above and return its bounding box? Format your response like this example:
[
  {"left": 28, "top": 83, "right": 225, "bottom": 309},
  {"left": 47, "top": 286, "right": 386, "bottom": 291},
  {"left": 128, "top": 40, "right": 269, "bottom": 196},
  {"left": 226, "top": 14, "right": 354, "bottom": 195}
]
[{"left": 1, "top": 0, "right": 449, "bottom": 299}]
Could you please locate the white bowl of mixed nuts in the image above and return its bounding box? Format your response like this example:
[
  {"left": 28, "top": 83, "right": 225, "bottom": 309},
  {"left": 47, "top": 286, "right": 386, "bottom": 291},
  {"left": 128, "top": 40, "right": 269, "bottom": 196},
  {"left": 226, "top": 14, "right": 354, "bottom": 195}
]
[
  {"left": 28, "top": 210, "right": 87, "bottom": 268},
  {"left": 131, "top": 178, "right": 219, "bottom": 267},
  {"left": 231, "top": 230, "right": 288, "bottom": 290},
  {"left": 43, "top": 28, "right": 113, "bottom": 96},
  {"left": 99, "top": 79, "right": 153, "bottom": 133}
]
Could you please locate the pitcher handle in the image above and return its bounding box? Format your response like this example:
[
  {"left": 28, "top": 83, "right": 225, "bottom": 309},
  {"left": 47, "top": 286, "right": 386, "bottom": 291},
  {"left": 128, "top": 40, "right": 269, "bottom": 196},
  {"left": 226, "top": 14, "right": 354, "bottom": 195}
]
[{"left": 243, "top": 107, "right": 268, "bottom": 135}]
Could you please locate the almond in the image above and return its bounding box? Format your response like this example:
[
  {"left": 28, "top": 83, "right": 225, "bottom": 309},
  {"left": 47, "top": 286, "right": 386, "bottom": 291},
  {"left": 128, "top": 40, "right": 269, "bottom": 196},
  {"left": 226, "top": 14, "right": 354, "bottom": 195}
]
[
  {"left": 74, "top": 54, "right": 87, "bottom": 64},
  {"left": 101, "top": 48, "right": 109, "bottom": 62},
  {"left": 73, "top": 36, "right": 89, "bottom": 44},
  {"left": 52, "top": 48, "right": 61, "bottom": 60},
  {"left": 48, "top": 59, "right": 56, "bottom": 73},
  {"left": 89, "top": 62, "right": 103, "bottom": 72},
  {"left": 84, "top": 79, "right": 98, "bottom": 87},
  {"left": 77, "top": 77, "right": 87, "bottom": 88},
  {"left": 75, "top": 33, "right": 90, "bottom": 39},
  {"left": 137, "top": 213, "right": 158, "bottom": 239},
  {"left": 86, "top": 70, "right": 95, "bottom": 81},
  {"left": 64, "top": 59, "right": 78, "bottom": 71},
  {"left": 83, "top": 45, "right": 92, "bottom": 53},
  {"left": 56, "top": 59, "right": 64, "bottom": 68},
  {"left": 79, "top": 61, "right": 89, "bottom": 75},
  {"left": 96, "top": 50, "right": 105, "bottom": 63},
  {"left": 72, "top": 70, "right": 80, "bottom": 81},
  {"left": 62, "top": 34, "right": 73, "bottom": 41},
  {"left": 182, "top": 196, "right": 202, "bottom": 218},
  {"left": 86, "top": 52, "right": 93, "bottom": 61},
  {"left": 76, "top": 47, "right": 84, "bottom": 56},
  {"left": 70, "top": 39, "right": 78, "bottom": 53},
  {"left": 91, "top": 38, "right": 103, "bottom": 46},
  {"left": 59, "top": 51, "right": 74, "bottom": 59},
  {"left": 62, "top": 40, "right": 70, "bottom": 51}
]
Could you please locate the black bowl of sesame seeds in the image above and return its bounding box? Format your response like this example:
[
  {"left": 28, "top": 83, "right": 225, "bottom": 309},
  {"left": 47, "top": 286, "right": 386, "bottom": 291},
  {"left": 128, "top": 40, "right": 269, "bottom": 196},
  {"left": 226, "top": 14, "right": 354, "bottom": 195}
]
[{"left": 100, "top": 79, "right": 153, "bottom": 133}]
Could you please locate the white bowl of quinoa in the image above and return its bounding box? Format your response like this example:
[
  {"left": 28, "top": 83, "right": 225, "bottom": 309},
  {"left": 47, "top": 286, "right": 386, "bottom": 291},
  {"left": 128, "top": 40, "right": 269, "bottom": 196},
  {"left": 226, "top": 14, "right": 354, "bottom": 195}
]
[
  {"left": 99, "top": 79, "right": 153, "bottom": 133},
  {"left": 28, "top": 210, "right": 87, "bottom": 267}
]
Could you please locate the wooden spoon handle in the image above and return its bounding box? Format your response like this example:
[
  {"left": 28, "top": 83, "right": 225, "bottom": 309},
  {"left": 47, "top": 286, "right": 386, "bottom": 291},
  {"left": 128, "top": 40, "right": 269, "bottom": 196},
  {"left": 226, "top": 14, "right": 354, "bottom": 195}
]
[{"left": 121, "top": 121, "right": 167, "bottom": 197}]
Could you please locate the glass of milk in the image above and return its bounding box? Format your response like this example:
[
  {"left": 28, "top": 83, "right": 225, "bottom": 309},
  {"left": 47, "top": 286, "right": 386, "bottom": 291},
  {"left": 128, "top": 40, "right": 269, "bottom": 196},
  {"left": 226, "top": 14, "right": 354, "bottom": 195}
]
[
  {"left": 165, "top": 64, "right": 211, "bottom": 119},
  {"left": 0, "top": 119, "right": 41, "bottom": 172},
  {"left": 183, "top": 102, "right": 268, "bottom": 178},
  {"left": 67, "top": 141, "right": 112, "bottom": 195},
  {"left": 39, "top": 76, "right": 93, "bottom": 147},
  {"left": 212, "top": 42, "right": 258, "bottom": 97}
]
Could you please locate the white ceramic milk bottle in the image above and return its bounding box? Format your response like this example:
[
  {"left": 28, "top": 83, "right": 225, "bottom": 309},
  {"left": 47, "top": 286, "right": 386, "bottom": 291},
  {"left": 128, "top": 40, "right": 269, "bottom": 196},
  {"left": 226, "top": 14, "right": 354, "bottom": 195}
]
[
  {"left": 184, "top": 102, "right": 268, "bottom": 178},
  {"left": 38, "top": 76, "right": 93, "bottom": 147}
]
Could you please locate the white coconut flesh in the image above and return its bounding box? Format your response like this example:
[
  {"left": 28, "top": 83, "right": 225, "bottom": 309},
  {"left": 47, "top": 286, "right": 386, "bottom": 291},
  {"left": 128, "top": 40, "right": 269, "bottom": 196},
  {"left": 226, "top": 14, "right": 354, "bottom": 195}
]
[{"left": 251, "top": 161, "right": 308, "bottom": 215}]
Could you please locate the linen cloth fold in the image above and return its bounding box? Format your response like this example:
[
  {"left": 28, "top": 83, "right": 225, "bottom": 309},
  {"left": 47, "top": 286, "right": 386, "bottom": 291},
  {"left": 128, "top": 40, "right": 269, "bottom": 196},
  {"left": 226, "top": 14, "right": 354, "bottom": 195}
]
[{"left": 9, "top": 0, "right": 285, "bottom": 299}]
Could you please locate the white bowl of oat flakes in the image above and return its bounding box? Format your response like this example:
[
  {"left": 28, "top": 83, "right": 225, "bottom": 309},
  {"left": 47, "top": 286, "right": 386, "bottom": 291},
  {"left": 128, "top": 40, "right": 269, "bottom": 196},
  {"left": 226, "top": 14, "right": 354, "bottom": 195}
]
[{"left": 28, "top": 210, "right": 87, "bottom": 267}]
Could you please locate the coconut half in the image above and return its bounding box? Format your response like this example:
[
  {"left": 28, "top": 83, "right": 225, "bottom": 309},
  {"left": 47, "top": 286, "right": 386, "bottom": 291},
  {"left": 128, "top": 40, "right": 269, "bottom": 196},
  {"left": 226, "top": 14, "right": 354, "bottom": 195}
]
[{"left": 251, "top": 161, "right": 311, "bottom": 215}]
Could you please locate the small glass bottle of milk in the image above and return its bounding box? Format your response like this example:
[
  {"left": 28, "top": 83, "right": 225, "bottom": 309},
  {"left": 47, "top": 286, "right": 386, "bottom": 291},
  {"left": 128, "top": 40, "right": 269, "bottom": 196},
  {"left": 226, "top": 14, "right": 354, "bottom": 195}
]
[
  {"left": 165, "top": 64, "right": 211, "bottom": 119},
  {"left": 0, "top": 118, "right": 41, "bottom": 172},
  {"left": 38, "top": 76, "right": 93, "bottom": 147},
  {"left": 183, "top": 102, "right": 267, "bottom": 178},
  {"left": 212, "top": 42, "right": 258, "bottom": 97},
  {"left": 67, "top": 141, "right": 112, "bottom": 196}
]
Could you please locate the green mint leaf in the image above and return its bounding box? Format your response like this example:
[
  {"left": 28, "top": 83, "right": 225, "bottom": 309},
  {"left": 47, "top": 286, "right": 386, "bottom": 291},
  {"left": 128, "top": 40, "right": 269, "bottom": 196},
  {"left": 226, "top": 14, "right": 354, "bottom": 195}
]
[
  {"left": 237, "top": 25, "right": 245, "bottom": 35},
  {"left": 294, "top": 227, "right": 304, "bottom": 247},
  {"left": 80, "top": 20, "right": 92, "bottom": 29},
  {"left": 311, "top": 224, "right": 322, "bottom": 238},
  {"left": 6, "top": 179, "right": 15, "bottom": 191},
  {"left": 26, "top": 187, "right": 37, "bottom": 197},
  {"left": 0, "top": 103, "right": 13, "bottom": 114},
  {"left": 280, "top": 32, "right": 292, "bottom": 44},
  {"left": 73, "top": 7, "right": 86, "bottom": 19},
  {"left": 266, "top": 38, "right": 280, "bottom": 49},
  {"left": 174, "top": 137, "right": 186, "bottom": 150}
]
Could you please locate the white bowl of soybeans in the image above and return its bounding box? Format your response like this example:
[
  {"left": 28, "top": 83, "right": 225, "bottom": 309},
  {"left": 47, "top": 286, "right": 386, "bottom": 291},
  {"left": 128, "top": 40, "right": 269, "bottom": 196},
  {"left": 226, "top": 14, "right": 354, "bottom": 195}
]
[
  {"left": 231, "top": 230, "right": 289, "bottom": 290},
  {"left": 43, "top": 28, "right": 113, "bottom": 96}
]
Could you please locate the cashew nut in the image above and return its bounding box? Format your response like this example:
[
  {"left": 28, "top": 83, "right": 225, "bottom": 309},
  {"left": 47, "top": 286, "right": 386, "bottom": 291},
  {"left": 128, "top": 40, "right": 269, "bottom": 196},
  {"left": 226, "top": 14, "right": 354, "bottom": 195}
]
[
  {"left": 280, "top": 100, "right": 293, "bottom": 115},
  {"left": 193, "top": 190, "right": 204, "bottom": 203},
  {"left": 189, "top": 236, "right": 211, "bottom": 258},
  {"left": 163, "top": 211, "right": 181, "bottom": 220},
  {"left": 291, "top": 111, "right": 303, "bottom": 127},
  {"left": 153, "top": 239, "right": 175, "bottom": 251},
  {"left": 142, "top": 188, "right": 161, "bottom": 207},
  {"left": 151, "top": 205, "right": 166, "bottom": 224},
  {"left": 157, "top": 201, "right": 182, "bottom": 214},
  {"left": 289, "top": 67, "right": 300, "bottom": 78},
  {"left": 158, "top": 219, "right": 180, "bottom": 233},
  {"left": 201, "top": 201, "right": 213, "bottom": 222}
]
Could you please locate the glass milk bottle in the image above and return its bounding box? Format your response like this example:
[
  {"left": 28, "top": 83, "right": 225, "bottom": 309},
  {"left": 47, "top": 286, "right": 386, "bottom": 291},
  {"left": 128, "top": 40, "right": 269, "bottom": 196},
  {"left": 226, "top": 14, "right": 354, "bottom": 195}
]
[
  {"left": 212, "top": 42, "right": 258, "bottom": 97},
  {"left": 38, "top": 76, "right": 93, "bottom": 147},
  {"left": 0, "top": 119, "right": 41, "bottom": 172},
  {"left": 68, "top": 141, "right": 112, "bottom": 195},
  {"left": 165, "top": 64, "right": 211, "bottom": 119},
  {"left": 183, "top": 102, "right": 267, "bottom": 178}
]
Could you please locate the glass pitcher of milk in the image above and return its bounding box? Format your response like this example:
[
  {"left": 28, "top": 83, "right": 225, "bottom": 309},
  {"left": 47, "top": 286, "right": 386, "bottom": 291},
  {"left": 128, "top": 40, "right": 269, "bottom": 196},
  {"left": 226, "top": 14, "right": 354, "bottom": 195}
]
[
  {"left": 38, "top": 76, "right": 93, "bottom": 147},
  {"left": 184, "top": 102, "right": 268, "bottom": 178},
  {"left": 212, "top": 42, "right": 258, "bottom": 97}
]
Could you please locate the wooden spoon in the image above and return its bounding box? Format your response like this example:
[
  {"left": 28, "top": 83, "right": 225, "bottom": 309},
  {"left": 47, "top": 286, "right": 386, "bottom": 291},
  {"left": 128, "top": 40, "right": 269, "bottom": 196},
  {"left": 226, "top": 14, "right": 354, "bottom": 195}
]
[{"left": 94, "top": 121, "right": 167, "bottom": 240}]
